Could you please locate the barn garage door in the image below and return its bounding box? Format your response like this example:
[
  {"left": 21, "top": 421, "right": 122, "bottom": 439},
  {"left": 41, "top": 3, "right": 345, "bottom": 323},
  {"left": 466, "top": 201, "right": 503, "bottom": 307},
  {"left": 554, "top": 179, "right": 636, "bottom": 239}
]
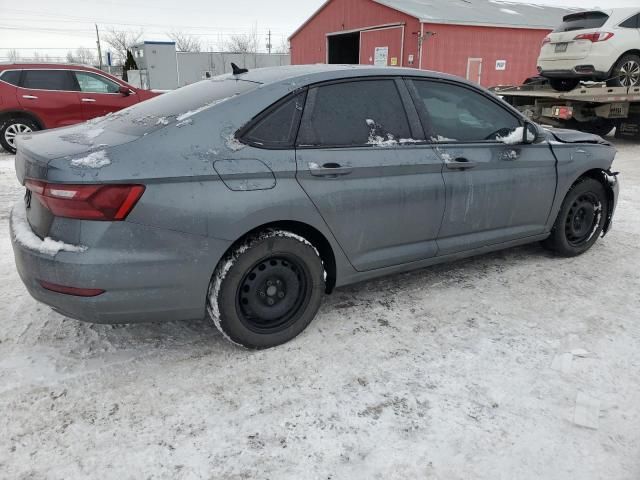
[{"left": 359, "top": 26, "right": 404, "bottom": 67}]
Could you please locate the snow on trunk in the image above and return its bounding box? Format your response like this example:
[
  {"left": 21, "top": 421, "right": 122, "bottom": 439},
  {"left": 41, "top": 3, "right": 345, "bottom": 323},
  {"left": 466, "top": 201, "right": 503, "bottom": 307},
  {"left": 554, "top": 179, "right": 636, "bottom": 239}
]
[
  {"left": 11, "top": 203, "right": 87, "bottom": 256},
  {"left": 70, "top": 150, "right": 111, "bottom": 169}
]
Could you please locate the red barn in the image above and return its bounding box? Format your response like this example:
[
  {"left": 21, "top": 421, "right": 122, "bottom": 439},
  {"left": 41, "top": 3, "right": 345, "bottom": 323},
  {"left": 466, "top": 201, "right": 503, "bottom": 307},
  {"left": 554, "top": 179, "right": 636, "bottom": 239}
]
[{"left": 289, "top": 0, "right": 574, "bottom": 87}]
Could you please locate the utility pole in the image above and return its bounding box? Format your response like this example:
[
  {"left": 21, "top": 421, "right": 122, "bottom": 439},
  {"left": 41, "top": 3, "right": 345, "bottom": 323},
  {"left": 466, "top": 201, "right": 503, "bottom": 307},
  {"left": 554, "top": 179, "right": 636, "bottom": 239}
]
[
  {"left": 266, "top": 29, "right": 272, "bottom": 54},
  {"left": 95, "top": 24, "right": 103, "bottom": 69}
]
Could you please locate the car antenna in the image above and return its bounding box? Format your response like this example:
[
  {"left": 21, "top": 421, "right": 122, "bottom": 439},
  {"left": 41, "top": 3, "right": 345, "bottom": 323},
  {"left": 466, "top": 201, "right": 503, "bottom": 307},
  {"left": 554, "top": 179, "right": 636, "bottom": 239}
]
[{"left": 231, "top": 63, "right": 248, "bottom": 75}]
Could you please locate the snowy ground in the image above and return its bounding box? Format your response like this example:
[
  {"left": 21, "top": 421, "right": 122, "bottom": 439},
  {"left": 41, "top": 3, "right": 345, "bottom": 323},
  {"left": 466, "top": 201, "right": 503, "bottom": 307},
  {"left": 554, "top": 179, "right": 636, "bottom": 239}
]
[{"left": 0, "top": 141, "right": 639, "bottom": 480}]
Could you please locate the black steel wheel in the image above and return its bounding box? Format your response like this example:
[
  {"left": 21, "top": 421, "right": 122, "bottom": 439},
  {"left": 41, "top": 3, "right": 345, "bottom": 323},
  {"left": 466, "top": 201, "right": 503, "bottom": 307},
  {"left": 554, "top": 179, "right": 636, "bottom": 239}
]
[
  {"left": 236, "top": 254, "right": 311, "bottom": 334},
  {"left": 208, "top": 230, "right": 325, "bottom": 349},
  {"left": 542, "top": 178, "right": 608, "bottom": 257}
]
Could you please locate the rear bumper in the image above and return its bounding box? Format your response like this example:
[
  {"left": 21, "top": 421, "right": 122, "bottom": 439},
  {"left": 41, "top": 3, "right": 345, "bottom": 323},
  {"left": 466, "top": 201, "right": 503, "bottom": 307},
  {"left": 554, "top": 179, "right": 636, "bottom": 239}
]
[
  {"left": 538, "top": 55, "right": 614, "bottom": 80},
  {"left": 10, "top": 205, "right": 231, "bottom": 324}
]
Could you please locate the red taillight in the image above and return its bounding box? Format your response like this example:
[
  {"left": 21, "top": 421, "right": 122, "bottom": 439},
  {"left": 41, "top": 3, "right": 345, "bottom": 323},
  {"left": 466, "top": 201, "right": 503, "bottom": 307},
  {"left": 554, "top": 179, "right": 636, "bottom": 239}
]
[
  {"left": 39, "top": 280, "right": 105, "bottom": 297},
  {"left": 574, "top": 32, "right": 614, "bottom": 42},
  {"left": 25, "top": 180, "right": 144, "bottom": 221}
]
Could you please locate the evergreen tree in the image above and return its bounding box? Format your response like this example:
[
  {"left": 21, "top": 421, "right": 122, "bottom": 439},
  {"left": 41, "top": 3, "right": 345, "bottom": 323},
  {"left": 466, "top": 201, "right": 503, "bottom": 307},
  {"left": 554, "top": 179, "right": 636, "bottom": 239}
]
[{"left": 122, "top": 50, "right": 138, "bottom": 82}]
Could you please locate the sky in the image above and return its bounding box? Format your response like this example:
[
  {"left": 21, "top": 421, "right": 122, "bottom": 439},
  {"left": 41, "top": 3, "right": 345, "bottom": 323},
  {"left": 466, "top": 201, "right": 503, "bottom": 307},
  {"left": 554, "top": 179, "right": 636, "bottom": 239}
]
[{"left": 0, "top": 0, "right": 638, "bottom": 61}]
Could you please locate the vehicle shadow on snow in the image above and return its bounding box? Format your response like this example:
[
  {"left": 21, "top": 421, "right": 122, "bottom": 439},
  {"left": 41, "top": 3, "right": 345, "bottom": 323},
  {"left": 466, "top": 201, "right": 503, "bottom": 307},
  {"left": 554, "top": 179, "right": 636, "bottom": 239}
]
[{"left": 48, "top": 242, "right": 554, "bottom": 356}]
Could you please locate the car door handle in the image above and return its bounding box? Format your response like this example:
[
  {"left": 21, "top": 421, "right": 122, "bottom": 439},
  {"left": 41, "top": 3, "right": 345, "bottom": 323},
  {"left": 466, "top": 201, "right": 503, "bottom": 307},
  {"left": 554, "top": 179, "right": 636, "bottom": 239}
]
[
  {"left": 308, "top": 162, "right": 353, "bottom": 177},
  {"left": 81, "top": 98, "right": 96, "bottom": 102},
  {"left": 446, "top": 158, "right": 477, "bottom": 170},
  {"left": 22, "top": 95, "right": 38, "bottom": 99}
]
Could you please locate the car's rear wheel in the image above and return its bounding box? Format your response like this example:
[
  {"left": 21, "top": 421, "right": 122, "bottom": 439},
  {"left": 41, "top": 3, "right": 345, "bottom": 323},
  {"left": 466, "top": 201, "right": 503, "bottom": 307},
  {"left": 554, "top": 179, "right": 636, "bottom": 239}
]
[
  {"left": 607, "top": 54, "right": 640, "bottom": 88},
  {"left": 0, "top": 117, "right": 39, "bottom": 154},
  {"left": 542, "top": 178, "right": 608, "bottom": 257},
  {"left": 549, "top": 78, "right": 580, "bottom": 92},
  {"left": 207, "top": 230, "right": 325, "bottom": 349}
]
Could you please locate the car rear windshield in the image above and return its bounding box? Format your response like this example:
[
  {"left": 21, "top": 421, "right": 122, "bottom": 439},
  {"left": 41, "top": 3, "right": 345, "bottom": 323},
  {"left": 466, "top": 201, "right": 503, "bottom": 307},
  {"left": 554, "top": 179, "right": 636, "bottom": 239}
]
[
  {"left": 93, "top": 77, "right": 258, "bottom": 135},
  {"left": 554, "top": 11, "right": 609, "bottom": 32}
]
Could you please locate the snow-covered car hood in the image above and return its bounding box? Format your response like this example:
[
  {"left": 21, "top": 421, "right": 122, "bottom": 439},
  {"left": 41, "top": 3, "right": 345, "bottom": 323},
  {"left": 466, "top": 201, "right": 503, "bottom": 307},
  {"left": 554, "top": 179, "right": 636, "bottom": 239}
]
[{"left": 543, "top": 128, "right": 612, "bottom": 146}]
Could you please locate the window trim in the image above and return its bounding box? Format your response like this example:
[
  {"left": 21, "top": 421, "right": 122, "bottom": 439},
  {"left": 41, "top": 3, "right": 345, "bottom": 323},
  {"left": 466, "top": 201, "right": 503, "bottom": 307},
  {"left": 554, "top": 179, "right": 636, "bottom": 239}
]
[
  {"left": 294, "top": 76, "right": 419, "bottom": 150},
  {"left": 237, "top": 88, "right": 309, "bottom": 150},
  {"left": 405, "top": 77, "right": 524, "bottom": 145}
]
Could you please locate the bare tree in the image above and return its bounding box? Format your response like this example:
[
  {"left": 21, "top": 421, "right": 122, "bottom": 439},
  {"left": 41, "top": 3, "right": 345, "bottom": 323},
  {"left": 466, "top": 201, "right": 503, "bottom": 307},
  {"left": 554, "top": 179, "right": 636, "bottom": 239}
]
[
  {"left": 225, "top": 24, "right": 259, "bottom": 53},
  {"left": 7, "top": 49, "right": 20, "bottom": 62},
  {"left": 167, "top": 31, "right": 201, "bottom": 53},
  {"left": 66, "top": 47, "right": 96, "bottom": 65},
  {"left": 274, "top": 38, "right": 290, "bottom": 54},
  {"left": 103, "top": 28, "right": 143, "bottom": 65}
]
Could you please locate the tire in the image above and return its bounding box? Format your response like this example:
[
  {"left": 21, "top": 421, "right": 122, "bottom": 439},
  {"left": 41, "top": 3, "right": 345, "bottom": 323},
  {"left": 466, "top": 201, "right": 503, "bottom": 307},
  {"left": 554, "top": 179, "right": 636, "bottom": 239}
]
[
  {"left": 542, "top": 178, "right": 608, "bottom": 257},
  {"left": 607, "top": 54, "right": 640, "bottom": 88},
  {"left": 566, "top": 119, "right": 615, "bottom": 137},
  {"left": 0, "top": 117, "right": 39, "bottom": 154},
  {"left": 207, "top": 230, "right": 326, "bottom": 349},
  {"left": 549, "top": 78, "right": 579, "bottom": 92}
]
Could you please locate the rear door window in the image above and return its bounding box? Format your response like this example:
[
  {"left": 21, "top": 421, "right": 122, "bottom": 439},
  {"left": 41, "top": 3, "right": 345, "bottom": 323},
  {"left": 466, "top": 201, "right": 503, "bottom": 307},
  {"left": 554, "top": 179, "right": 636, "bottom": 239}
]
[
  {"left": 410, "top": 80, "right": 520, "bottom": 142},
  {"left": 0, "top": 70, "right": 21, "bottom": 86},
  {"left": 620, "top": 13, "right": 640, "bottom": 29},
  {"left": 22, "top": 70, "right": 78, "bottom": 91},
  {"left": 241, "top": 92, "right": 306, "bottom": 148},
  {"left": 297, "top": 79, "right": 412, "bottom": 147},
  {"left": 554, "top": 11, "right": 609, "bottom": 32}
]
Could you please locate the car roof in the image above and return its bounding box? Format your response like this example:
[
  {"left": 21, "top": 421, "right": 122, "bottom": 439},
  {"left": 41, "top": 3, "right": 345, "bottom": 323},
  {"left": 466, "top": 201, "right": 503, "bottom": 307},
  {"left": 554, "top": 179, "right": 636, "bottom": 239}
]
[
  {"left": 0, "top": 63, "right": 100, "bottom": 71},
  {"left": 231, "top": 64, "right": 462, "bottom": 87}
]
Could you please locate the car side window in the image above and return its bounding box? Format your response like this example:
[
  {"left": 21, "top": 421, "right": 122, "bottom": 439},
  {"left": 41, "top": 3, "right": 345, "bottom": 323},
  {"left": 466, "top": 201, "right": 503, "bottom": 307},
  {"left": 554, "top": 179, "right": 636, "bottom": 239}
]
[
  {"left": 0, "top": 70, "right": 21, "bottom": 86},
  {"left": 22, "top": 70, "right": 78, "bottom": 91},
  {"left": 75, "top": 71, "right": 120, "bottom": 93},
  {"left": 620, "top": 13, "right": 640, "bottom": 29},
  {"left": 296, "top": 79, "right": 412, "bottom": 147},
  {"left": 241, "top": 91, "right": 306, "bottom": 148},
  {"left": 411, "top": 80, "right": 520, "bottom": 142}
]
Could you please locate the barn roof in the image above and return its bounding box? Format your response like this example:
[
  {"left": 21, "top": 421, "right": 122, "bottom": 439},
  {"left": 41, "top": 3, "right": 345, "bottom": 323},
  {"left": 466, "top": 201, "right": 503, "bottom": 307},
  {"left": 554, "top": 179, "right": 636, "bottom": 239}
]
[
  {"left": 289, "top": 0, "right": 579, "bottom": 39},
  {"left": 373, "top": 0, "right": 577, "bottom": 29}
]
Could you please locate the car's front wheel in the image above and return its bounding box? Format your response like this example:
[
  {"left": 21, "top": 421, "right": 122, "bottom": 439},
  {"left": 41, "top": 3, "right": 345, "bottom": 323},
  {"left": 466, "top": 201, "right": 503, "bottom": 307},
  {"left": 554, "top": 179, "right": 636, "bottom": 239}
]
[
  {"left": 542, "top": 178, "right": 608, "bottom": 257},
  {"left": 608, "top": 54, "right": 640, "bottom": 88},
  {"left": 208, "top": 230, "right": 325, "bottom": 349},
  {"left": 0, "top": 117, "right": 39, "bottom": 154}
]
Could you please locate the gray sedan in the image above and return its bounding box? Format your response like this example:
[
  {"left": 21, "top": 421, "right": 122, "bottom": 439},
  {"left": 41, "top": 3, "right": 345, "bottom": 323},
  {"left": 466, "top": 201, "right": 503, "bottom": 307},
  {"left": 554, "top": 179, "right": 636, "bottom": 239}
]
[{"left": 10, "top": 65, "right": 619, "bottom": 349}]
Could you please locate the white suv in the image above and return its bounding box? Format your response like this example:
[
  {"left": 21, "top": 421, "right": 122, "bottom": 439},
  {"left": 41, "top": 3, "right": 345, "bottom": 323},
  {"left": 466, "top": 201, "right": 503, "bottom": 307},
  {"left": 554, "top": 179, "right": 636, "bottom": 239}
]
[{"left": 538, "top": 8, "right": 640, "bottom": 91}]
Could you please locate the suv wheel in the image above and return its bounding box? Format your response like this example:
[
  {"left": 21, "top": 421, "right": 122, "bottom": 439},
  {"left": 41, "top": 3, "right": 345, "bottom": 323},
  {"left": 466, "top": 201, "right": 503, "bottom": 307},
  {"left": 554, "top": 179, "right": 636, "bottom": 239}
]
[
  {"left": 0, "top": 117, "right": 39, "bottom": 154},
  {"left": 542, "top": 178, "right": 608, "bottom": 257},
  {"left": 608, "top": 54, "right": 640, "bottom": 88},
  {"left": 207, "top": 230, "right": 325, "bottom": 349}
]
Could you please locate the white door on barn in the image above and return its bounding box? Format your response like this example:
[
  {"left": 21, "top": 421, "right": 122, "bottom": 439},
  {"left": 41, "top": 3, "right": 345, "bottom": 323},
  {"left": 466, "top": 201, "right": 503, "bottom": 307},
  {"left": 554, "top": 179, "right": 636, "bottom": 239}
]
[{"left": 466, "top": 58, "right": 482, "bottom": 85}]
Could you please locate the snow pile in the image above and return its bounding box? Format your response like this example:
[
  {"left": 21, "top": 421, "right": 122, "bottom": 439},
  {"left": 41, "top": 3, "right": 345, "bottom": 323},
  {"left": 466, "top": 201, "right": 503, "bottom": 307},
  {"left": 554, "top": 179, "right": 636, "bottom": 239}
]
[
  {"left": 70, "top": 150, "right": 111, "bottom": 169},
  {"left": 175, "top": 119, "right": 193, "bottom": 128},
  {"left": 430, "top": 135, "right": 457, "bottom": 143},
  {"left": 155, "top": 117, "right": 170, "bottom": 126},
  {"left": 11, "top": 202, "right": 87, "bottom": 256},
  {"left": 497, "top": 126, "right": 535, "bottom": 145},
  {"left": 365, "top": 119, "right": 420, "bottom": 147}
]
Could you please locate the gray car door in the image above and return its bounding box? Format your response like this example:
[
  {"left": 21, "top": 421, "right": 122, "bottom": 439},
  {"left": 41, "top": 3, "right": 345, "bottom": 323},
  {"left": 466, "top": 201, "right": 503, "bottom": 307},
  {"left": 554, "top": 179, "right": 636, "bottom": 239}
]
[
  {"left": 407, "top": 79, "right": 557, "bottom": 256},
  {"left": 295, "top": 78, "right": 446, "bottom": 272}
]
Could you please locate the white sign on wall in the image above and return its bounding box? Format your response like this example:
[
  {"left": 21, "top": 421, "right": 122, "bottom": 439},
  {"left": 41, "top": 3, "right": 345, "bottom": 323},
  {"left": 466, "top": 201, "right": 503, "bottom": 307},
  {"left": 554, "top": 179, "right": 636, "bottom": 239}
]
[
  {"left": 374, "top": 47, "right": 389, "bottom": 67},
  {"left": 496, "top": 60, "right": 507, "bottom": 71}
]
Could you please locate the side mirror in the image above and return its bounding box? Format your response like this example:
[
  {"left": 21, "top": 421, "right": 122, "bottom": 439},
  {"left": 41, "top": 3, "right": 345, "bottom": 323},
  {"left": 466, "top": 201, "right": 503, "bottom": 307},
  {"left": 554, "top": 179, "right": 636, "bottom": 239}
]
[
  {"left": 523, "top": 121, "right": 538, "bottom": 144},
  {"left": 118, "top": 86, "right": 131, "bottom": 96}
]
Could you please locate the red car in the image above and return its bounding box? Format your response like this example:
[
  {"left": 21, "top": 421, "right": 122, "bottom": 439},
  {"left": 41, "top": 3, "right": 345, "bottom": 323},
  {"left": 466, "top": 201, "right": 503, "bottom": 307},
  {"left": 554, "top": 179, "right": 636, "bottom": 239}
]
[{"left": 0, "top": 63, "right": 158, "bottom": 153}]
